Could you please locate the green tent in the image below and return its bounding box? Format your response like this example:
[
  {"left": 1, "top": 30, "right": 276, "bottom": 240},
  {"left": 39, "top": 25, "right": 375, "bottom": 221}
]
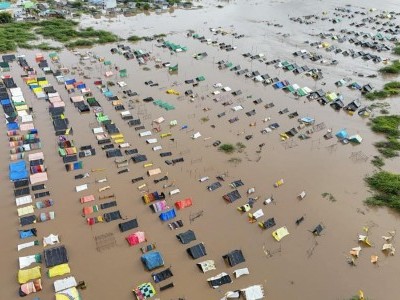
[
  {"left": 104, "top": 60, "right": 112, "bottom": 66},
  {"left": 196, "top": 76, "right": 205, "bottom": 82},
  {"left": 119, "top": 69, "right": 127, "bottom": 77},
  {"left": 168, "top": 64, "right": 178, "bottom": 72},
  {"left": 0, "top": 61, "right": 10, "bottom": 71},
  {"left": 23, "top": 1, "right": 35, "bottom": 9}
]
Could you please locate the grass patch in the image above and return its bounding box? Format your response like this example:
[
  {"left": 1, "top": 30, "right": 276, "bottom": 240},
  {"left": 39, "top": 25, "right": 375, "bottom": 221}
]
[
  {"left": 370, "top": 115, "right": 400, "bottom": 137},
  {"left": 365, "top": 81, "right": 400, "bottom": 100},
  {"left": 127, "top": 35, "right": 143, "bottom": 42},
  {"left": 200, "top": 116, "right": 209, "bottom": 123},
  {"left": 370, "top": 115, "right": 400, "bottom": 158},
  {"left": 219, "top": 143, "right": 235, "bottom": 154},
  {"left": 379, "top": 60, "right": 400, "bottom": 74},
  {"left": 371, "top": 156, "right": 385, "bottom": 168},
  {"left": 0, "top": 19, "right": 119, "bottom": 52},
  {"left": 365, "top": 171, "right": 400, "bottom": 210},
  {"left": 393, "top": 44, "right": 400, "bottom": 55}
]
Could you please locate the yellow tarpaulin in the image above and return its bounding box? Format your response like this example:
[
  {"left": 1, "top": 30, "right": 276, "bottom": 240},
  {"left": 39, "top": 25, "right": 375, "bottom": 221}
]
[
  {"left": 272, "top": 226, "right": 289, "bottom": 241},
  {"left": 48, "top": 263, "right": 70, "bottom": 278},
  {"left": 55, "top": 287, "right": 80, "bottom": 300},
  {"left": 166, "top": 89, "right": 180, "bottom": 95},
  {"left": 17, "top": 205, "right": 34, "bottom": 217},
  {"left": 18, "top": 266, "right": 41, "bottom": 284}
]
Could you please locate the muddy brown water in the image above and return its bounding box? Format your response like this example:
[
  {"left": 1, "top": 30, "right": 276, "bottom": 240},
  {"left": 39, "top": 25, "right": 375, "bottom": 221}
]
[{"left": 1, "top": 1, "right": 400, "bottom": 299}]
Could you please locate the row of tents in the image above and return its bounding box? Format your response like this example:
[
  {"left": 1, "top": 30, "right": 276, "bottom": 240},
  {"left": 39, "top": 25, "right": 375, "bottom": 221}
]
[{"left": 2, "top": 53, "right": 82, "bottom": 299}]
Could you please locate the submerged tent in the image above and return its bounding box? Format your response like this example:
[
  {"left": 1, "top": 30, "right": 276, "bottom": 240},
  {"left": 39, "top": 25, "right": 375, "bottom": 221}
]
[
  {"left": 175, "top": 198, "right": 192, "bottom": 210},
  {"left": 141, "top": 251, "right": 164, "bottom": 271},
  {"left": 187, "top": 243, "right": 207, "bottom": 259},
  {"left": 176, "top": 230, "right": 196, "bottom": 244},
  {"left": 133, "top": 282, "right": 156, "bottom": 300},
  {"left": 207, "top": 272, "right": 232, "bottom": 289},
  {"left": 159, "top": 208, "right": 176, "bottom": 221},
  {"left": 126, "top": 231, "right": 146, "bottom": 246},
  {"left": 272, "top": 226, "right": 289, "bottom": 241},
  {"left": 118, "top": 218, "right": 138, "bottom": 232},
  {"left": 152, "top": 267, "right": 173, "bottom": 283},
  {"left": 222, "top": 249, "right": 245, "bottom": 267},
  {"left": 18, "top": 266, "right": 41, "bottom": 284},
  {"left": 19, "top": 279, "right": 42, "bottom": 297},
  {"left": 9, "top": 160, "right": 28, "bottom": 181},
  {"left": 44, "top": 245, "right": 68, "bottom": 268},
  {"left": 48, "top": 263, "right": 71, "bottom": 278},
  {"left": 55, "top": 287, "right": 81, "bottom": 300},
  {"left": 197, "top": 260, "right": 216, "bottom": 273}
]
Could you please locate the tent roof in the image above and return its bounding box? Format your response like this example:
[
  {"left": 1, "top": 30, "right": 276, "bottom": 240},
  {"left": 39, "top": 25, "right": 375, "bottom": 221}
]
[
  {"left": 223, "top": 249, "right": 245, "bottom": 267},
  {"left": 187, "top": 243, "right": 207, "bottom": 259},
  {"left": 176, "top": 230, "right": 196, "bottom": 244}
]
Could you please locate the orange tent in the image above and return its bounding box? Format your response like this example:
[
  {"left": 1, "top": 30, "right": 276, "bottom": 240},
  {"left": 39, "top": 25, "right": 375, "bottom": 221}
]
[{"left": 175, "top": 198, "right": 193, "bottom": 210}]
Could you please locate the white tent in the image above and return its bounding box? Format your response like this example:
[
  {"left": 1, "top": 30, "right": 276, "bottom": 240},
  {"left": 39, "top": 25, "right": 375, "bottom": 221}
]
[
  {"left": 16, "top": 195, "right": 33, "bottom": 206},
  {"left": 43, "top": 234, "right": 60, "bottom": 247},
  {"left": 233, "top": 267, "right": 249, "bottom": 278},
  {"left": 232, "top": 105, "right": 243, "bottom": 111},
  {"left": 192, "top": 132, "right": 202, "bottom": 139},
  {"left": 197, "top": 260, "right": 216, "bottom": 273},
  {"left": 75, "top": 184, "right": 88, "bottom": 192},
  {"left": 241, "top": 285, "right": 265, "bottom": 300},
  {"left": 17, "top": 240, "right": 38, "bottom": 252},
  {"left": 54, "top": 276, "right": 77, "bottom": 292}
]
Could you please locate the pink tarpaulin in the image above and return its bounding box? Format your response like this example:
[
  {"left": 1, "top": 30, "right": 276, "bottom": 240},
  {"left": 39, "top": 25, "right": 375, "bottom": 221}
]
[
  {"left": 70, "top": 95, "right": 84, "bottom": 103},
  {"left": 51, "top": 101, "right": 65, "bottom": 108},
  {"left": 28, "top": 152, "right": 44, "bottom": 161},
  {"left": 48, "top": 96, "right": 62, "bottom": 103},
  {"left": 30, "top": 172, "right": 48, "bottom": 184},
  {"left": 20, "top": 123, "right": 35, "bottom": 131},
  {"left": 126, "top": 231, "right": 146, "bottom": 246},
  {"left": 80, "top": 195, "right": 95, "bottom": 203}
]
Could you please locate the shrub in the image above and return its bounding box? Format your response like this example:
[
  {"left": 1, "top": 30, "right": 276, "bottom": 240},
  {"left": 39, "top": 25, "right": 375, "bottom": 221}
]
[{"left": 219, "top": 144, "right": 235, "bottom": 154}]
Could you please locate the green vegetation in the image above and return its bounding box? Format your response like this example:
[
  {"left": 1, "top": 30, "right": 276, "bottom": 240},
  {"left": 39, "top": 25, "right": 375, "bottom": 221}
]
[
  {"left": 379, "top": 60, "right": 400, "bottom": 74},
  {"left": 393, "top": 43, "right": 400, "bottom": 55},
  {"left": 370, "top": 115, "right": 400, "bottom": 158},
  {"left": 365, "top": 81, "right": 400, "bottom": 100},
  {"left": 127, "top": 35, "right": 143, "bottom": 42},
  {"left": 0, "top": 12, "right": 13, "bottom": 24},
  {"left": 370, "top": 115, "right": 400, "bottom": 137},
  {"left": 371, "top": 156, "right": 385, "bottom": 168},
  {"left": 200, "top": 116, "right": 209, "bottom": 123},
  {"left": 0, "top": 19, "right": 119, "bottom": 52},
  {"left": 219, "top": 143, "right": 235, "bottom": 154},
  {"left": 365, "top": 171, "right": 400, "bottom": 210}
]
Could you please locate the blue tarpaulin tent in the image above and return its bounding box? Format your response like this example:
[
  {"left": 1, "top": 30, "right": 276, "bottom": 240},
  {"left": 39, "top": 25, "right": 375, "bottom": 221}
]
[
  {"left": 159, "top": 209, "right": 176, "bottom": 221},
  {"left": 141, "top": 251, "right": 164, "bottom": 271},
  {"left": 335, "top": 129, "right": 348, "bottom": 140},
  {"left": 9, "top": 160, "right": 28, "bottom": 181},
  {"left": 65, "top": 79, "right": 76, "bottom": 85},
  {"left": 7, "top": 122, "right": 19, "bottom": 130}
]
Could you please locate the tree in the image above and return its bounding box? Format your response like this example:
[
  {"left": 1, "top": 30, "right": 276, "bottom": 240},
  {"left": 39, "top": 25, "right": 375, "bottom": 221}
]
[{"left": 0, "top": 12, "right": 13, "bottom": 24}]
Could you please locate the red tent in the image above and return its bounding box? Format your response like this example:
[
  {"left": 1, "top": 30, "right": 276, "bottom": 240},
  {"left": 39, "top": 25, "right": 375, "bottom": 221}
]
[
  {"left": 126, "top": 231, "right": 146, "bottom": 246},
  {"left": 175, "top": 198, "right": 193, "bottom": 210}
]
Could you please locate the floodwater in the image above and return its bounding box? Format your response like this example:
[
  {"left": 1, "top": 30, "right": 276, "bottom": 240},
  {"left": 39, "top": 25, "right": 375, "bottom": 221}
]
[{"left": 1, "top": 0, "right": 400, "bottom": 299}]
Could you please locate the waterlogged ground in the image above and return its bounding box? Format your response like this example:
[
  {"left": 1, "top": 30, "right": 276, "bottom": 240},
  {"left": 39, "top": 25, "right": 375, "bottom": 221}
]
[{"left": 1, "top": 1, "right": 400, "bottom": 299}]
